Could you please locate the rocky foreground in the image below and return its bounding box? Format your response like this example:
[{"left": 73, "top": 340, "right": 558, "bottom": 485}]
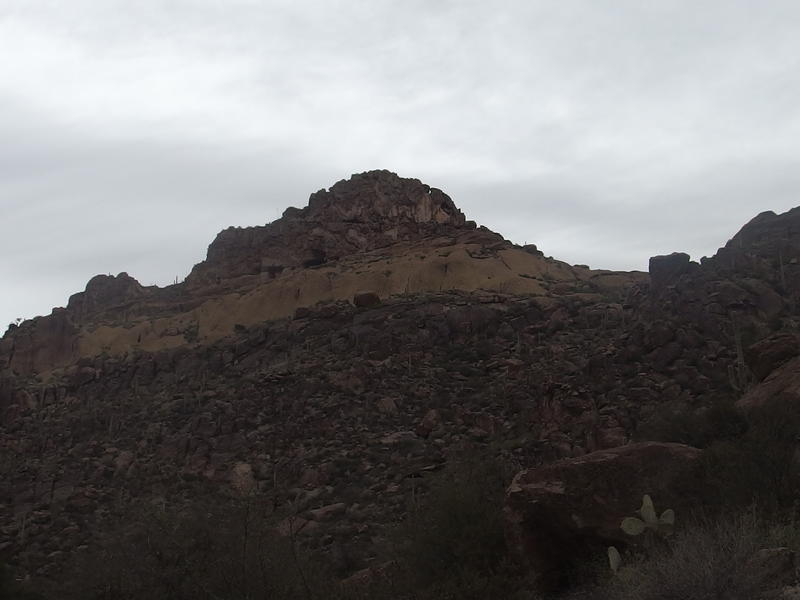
[{"left": 3, "top": 171, "right": 800, "bottom": 596}]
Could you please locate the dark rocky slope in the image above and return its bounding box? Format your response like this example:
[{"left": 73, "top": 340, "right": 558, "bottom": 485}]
[{"left": 1, "top": 171, "right": 799, "bottom": 593}]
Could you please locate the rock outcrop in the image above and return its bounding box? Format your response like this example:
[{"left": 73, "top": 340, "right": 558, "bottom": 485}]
[
  {"left": 648, "top": 252, "right": 695, "bottom": 289},
  {"left": 504, "top": 442, "right": 703, "bottom": 590},
  {"left": 186, "top": 170, "right": 471, "bottom": 289},
  {"left": 66, "top": 273, "right": 149, "bottom": 324}
]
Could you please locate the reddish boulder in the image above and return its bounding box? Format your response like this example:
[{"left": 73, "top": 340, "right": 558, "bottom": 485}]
[
  {"left": 745, "top": 333, "right": 800, "bottom": 381},
  {"left": 738, "top": 355, "right": 800, "bottom": 409},
  {"left": 504, "top": 442, "right": 703, "bottom": 590}
]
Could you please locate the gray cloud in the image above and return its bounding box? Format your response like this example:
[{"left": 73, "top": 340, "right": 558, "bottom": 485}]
[{"left": 2, "top": 0, "right": 800, "bottom": 327}]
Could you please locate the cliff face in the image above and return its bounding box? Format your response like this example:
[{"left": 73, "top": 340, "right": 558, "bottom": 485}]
[
  {"left": 66, "top": 273, "right": 149, "bottom": 324},
  {"left": 0, "top": 170, "right": 639, "bottom": 375},
  {"left": 3, "top": 170, "right": 800, "bottom": 591}
]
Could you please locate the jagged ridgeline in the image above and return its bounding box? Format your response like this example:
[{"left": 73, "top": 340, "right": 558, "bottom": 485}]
[
  {"left": 3, "top": 171, "right": 800, "bottom": 597},
  {"left": 1, "top": 170, "right": 637, "bottom": 375}
]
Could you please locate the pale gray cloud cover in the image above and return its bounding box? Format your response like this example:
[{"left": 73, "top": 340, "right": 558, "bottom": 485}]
[{"left": 2, "top": 0, "right": 800, "bottom": 327}]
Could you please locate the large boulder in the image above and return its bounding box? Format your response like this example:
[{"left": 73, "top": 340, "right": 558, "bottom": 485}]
[
  {"left": 649, "top": 252, "right": 694, "bottom": 289},
  {"left": 745, "top": 333, "right": 800, "bottom": 382},
  {"left": 738, "top": 355, "right": 800, "bottom": 409},
  {"left": 504, "top": 442, "right": 704, "bottom": 590}
]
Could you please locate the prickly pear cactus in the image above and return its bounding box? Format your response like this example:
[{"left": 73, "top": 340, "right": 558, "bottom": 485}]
[
  {"left": 606, "top": 495, "right": 676, "bottom": 578},
  {"left": 620, "top": 494, "right": 675, "bottom": 537}
]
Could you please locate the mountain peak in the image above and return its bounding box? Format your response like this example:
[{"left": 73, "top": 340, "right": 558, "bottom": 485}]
[
  {"left": 301, "top": 169, "right": 467, "bottom": 227},
  {"left": 186, "top": 171, "right": 473, "bottom": 288}
]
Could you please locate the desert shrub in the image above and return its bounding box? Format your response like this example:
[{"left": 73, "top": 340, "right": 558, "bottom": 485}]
[
  {"left": 58, "top": 497, "right": 344, "bottom": 600},
  {"left": 703, "top": 395, "right": 800, "bottom": 510},
  {"left": 393, "top": 452, "right": 511, "bottom": 589},
  {"left": 47, "top": 454, "right": 529, "bottom": 600},
  {"left": 610, "top": 512, "right": 772, "bottom": 600}
]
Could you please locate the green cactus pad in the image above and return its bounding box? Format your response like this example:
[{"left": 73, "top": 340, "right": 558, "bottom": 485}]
[
  {"left": 659, "top": 509, "right": 675, "bottom": 525},
  {"left": 639, "top": 494, "right": 657, "bottom": 525},
  {"left": 621, "top": 516, "right": 647, "bottom": 536},
  {"left": 608, "top": 546, "right": 621, "bottom": 573}
]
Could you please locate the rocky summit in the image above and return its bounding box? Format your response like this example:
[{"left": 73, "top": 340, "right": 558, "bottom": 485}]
[{"left": 3, "top": 170, "right": 800, "bottom": 598}]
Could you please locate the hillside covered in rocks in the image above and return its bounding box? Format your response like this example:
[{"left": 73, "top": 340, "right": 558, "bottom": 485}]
[{"left": 3, "top": 171, "right": 800, "bottom": 598}]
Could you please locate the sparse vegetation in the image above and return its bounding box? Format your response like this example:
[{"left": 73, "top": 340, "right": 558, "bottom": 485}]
[
  {"left": 393, "top": 452, "right": 512, "bottom": 589},
  {"left": 619, "top": 495, "right": 675, "bottom": 539},
  {"left": 56, "top": 498, "right": 340, "bottom": 600},
  {"left": 703, "top": 396, "right": 800, "bottom": 511},
  {"left": 609, "top": 512, "right": 780, "bottom": 600},
  {"left": 41, "top": 454, "right": 536, "bottom": 600}
]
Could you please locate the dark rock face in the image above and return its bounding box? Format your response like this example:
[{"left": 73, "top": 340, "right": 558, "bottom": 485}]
[
  {"left": 649, "top": 252, "right": 694, "bottom": 289},
  {"left": 504, "top": 442, "right": 703, "bottom": 590},
  {"left": 67, "top": 273, "right": 149, "bottom": 323},
  {"left": 186, "top": 170, "right": 469, "bottom": 288},
  {"left": 720, "top": 208, "right": 800, "bottom": 266},
  {"left": 707, "top": 207, "right": 800, "bottom": 291},
  {"left": 0, "top": 309, "right": 78, "bottom": 375}
]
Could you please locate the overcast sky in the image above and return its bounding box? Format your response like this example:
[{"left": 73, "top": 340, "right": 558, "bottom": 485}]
[{"left": 2, "top": 0, "right": 800, "bottom": 327}]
